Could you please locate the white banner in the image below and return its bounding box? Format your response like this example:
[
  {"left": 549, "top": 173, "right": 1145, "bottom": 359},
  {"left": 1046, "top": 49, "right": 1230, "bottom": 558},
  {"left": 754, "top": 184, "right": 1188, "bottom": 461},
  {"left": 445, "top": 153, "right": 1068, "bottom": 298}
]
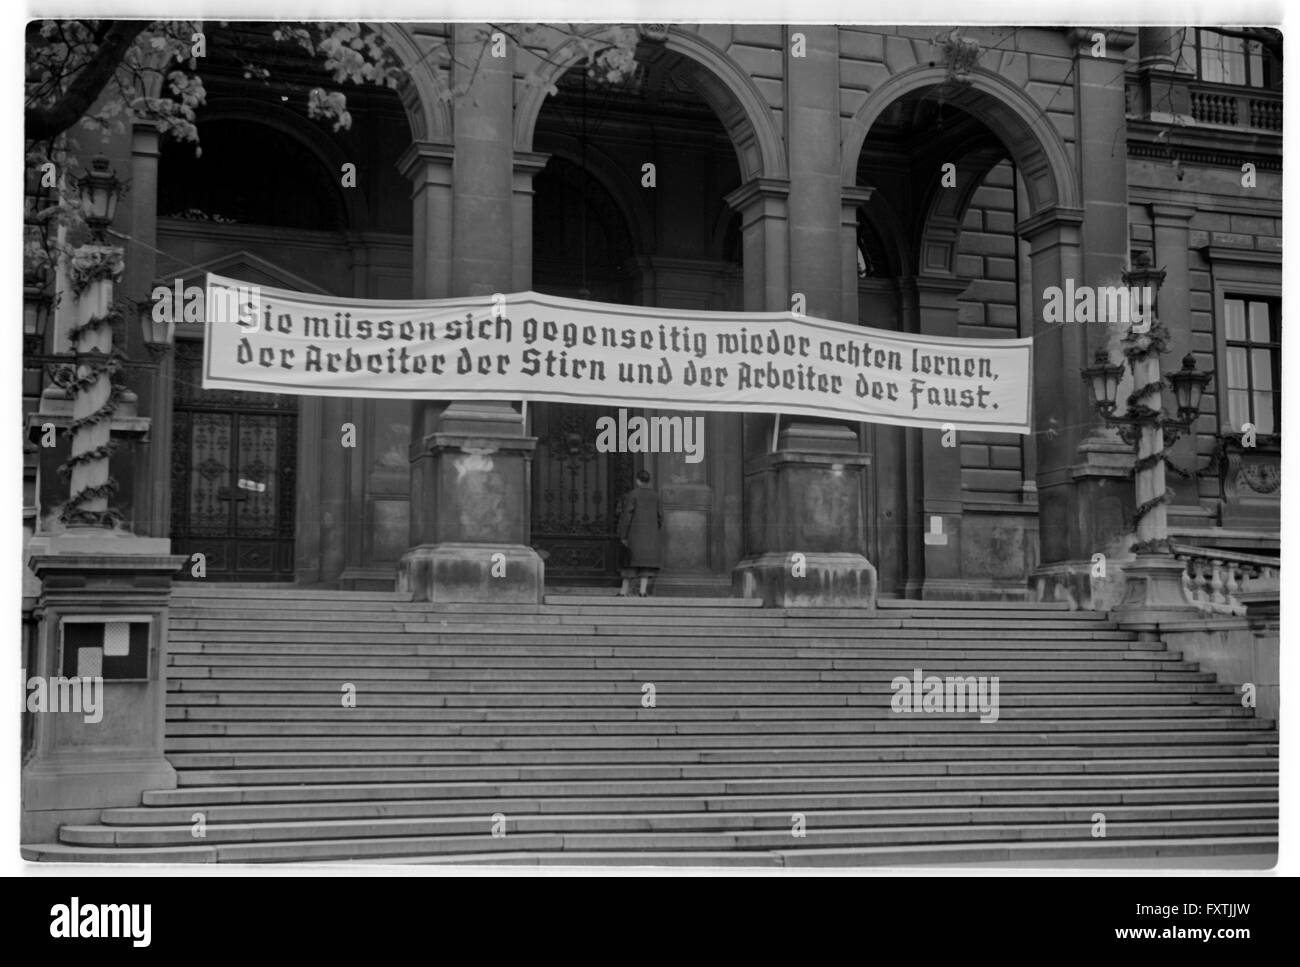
[{"left": 203, "top": 274, "right": 1033, "bottom": 433}]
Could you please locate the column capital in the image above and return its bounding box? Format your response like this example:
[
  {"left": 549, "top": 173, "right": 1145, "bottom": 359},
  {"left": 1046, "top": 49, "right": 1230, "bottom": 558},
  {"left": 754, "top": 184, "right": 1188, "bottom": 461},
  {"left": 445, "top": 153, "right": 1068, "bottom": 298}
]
[
  {"left": 913, "top": 273, "right": 974, "bottom": 296},
  {"left": 397, "top": 140, "right": 454, "bottom": 184},
  {"left": 512, "top": 151, "right": 550, "bottom": 194},
  {"left": 1016, "top": 206, "right": 1085, "bottom": 243},
  {"left": 724, "top": 177, "right": 791, "bottom": 216},
  {"left": 840, "top": 185, "right": 874, "bottom": 223},
  {"left": 513, "top": 150, "right": 550, "bottom": 176}
]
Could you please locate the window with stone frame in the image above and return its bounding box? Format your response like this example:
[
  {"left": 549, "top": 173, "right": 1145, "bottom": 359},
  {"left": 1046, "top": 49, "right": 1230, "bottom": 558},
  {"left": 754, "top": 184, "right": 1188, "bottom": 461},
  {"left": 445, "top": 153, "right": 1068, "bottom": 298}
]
[
  {"left": 1178, "top": 28, "right": 1281, "bottom": 89},
  {"left": 1222, "top": 295, "right": 1280, "bottom": 436}
]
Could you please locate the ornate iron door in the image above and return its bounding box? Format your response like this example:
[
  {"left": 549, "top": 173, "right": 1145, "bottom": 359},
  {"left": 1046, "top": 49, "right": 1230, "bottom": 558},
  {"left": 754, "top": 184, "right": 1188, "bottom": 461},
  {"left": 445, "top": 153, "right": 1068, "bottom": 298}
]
[
  {"left": 171, "top": 341, "right": 297, "bottom": 581},
  {"left": 530, "top": 402, "right": 632, "bottom": 584}
]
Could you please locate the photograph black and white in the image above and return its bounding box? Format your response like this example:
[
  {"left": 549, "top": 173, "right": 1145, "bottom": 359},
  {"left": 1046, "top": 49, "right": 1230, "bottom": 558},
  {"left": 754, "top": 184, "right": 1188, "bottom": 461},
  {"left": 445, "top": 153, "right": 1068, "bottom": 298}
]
[{"left": 15, "top": 11, "right": 1284, "bottom": 878}]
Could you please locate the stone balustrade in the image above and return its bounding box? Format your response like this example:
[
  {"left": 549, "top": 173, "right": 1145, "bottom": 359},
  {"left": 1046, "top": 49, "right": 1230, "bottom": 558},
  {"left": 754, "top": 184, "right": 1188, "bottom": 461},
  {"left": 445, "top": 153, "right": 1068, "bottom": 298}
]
[
  {"left": 1171, "top": 542, "right": 1279, "bottom": 618},
  {"left": 1189, "top": 82, "right": 1282, "bottom": 132}
]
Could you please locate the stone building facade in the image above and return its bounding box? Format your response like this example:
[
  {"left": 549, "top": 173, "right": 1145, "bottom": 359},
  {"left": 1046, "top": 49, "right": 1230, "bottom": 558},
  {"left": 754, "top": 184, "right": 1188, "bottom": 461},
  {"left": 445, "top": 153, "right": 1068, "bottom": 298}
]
[{"left": 24, "top": 24, "right": 1283, "bottom": 604}]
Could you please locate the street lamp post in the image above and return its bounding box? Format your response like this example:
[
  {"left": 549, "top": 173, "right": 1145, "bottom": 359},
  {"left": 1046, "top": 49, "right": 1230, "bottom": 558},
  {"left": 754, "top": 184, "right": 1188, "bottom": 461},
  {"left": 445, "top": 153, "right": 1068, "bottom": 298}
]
[
  {"left": 62, "top": 157, "right": 128, "bottom": 529},
  {"left": 1080, "top": 256, "right": 1213, "bottom": 619},
  {"left": 23, "top": 153, "right": 186, "bottom": 842}
]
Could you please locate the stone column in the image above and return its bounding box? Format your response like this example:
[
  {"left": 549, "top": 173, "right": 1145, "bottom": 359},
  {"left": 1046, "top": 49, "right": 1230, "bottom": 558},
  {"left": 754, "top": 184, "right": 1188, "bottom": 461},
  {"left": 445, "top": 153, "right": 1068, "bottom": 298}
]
[
  {"left": 125, "top": 123, "right": 171, "bottom": 539},
  {"left": 725, "top": 178, "right": 790, "bottom": 315},
  {"left": 1072, "top": 30, "right": 1136, "bottom": 289},
  {"left": 1148, "top": 201, "right": 1203, "bottom": 516},
  {"left": 1029, "top": 29, "right": 1143, "bottom": 607},
  {"left": 1021, "top": 206, "right": 1130, "bottom": 607},
  {"left": 512, "top": 151, "right": 549, "bottom": 293},
  {"left": 914, "top": 274, "right": 971, "bottom": 598},
  {"left": 1136, "top": 26, "right": 1193, "bottom": 121},
  {"left": 397, "top": 26, "right": 542, "bottom": 603},
  {"left": 398, "top": 140, "right": 455, "bottom": 301},
  {"left": 729, "top": 28, "right": 876, "bottom": 607},
  {"left": 840, "top": 187, "right": 874, "bottom": 332},
  {"left": 724, "top": 177, "right": 790, "bottom": 468},
  {"left": 786, "top": 25, "right": 844, "bottom": 322},
  {"left": 397, "top": 140, "right": 455, "bottom": 566}
]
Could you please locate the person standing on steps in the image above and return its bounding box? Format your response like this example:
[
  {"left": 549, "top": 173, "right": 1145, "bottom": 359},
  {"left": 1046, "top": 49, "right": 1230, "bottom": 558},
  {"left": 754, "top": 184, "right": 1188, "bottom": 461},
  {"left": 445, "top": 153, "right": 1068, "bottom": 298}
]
[{"left": 616, "top": 469, "right": 663, "bottom": 597}]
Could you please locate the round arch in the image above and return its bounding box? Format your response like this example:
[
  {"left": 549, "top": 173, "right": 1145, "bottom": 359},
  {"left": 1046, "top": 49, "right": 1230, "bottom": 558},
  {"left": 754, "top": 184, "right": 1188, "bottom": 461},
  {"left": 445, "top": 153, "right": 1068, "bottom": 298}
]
[
  {"left": 376, "top": 24, "right": 452, "bottom": 144},
  {"left": 841, "top": 65, "right": 1080, "bottom": 215},
  {"left": 915, "top": 142, "right": 1010, "bottom": 280},
  {"left": 190, "top": 99, "right": 370, "bottom": 229},
  {"left": 859, "top": 191, "right": 915, "bottom": 280},
  {"left": 532, "top": 134, "right": 655, "bottom": 258},
  {"left": 515, "top": 28, "right": 787, "bottom": 183}
]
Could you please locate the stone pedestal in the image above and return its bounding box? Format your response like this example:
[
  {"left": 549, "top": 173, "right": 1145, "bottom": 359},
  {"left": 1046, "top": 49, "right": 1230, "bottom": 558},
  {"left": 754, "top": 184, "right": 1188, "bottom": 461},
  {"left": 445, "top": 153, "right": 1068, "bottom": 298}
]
[
  {"left": 1110, "top": 552, "right": 1198, "bottom": 627},
  {"left": 23, "top": 529, "right": 186, "bottom": 844},
  {"left": 732, "top": 422, "right": 876, "bottom": 608},
  {"left": 399, "top": 401, "right": 543, "bottom": 603}
]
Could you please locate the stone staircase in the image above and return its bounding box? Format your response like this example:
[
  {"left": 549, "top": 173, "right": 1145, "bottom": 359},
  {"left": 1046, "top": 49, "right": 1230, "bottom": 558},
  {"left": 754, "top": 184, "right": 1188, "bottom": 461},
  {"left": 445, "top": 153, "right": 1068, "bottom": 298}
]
[{"left": 25, "top": 585, "right": 1278, "bottom": 866}]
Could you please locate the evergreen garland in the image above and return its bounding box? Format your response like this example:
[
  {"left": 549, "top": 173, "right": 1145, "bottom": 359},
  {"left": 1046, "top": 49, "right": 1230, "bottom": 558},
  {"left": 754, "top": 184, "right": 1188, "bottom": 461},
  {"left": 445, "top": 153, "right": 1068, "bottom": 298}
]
[
  {"left": 1117, "top": 322, "right": 1184, "bottom": 532},
  {"left": 57, "top": 295, "right": 129, "bottom": 527}
]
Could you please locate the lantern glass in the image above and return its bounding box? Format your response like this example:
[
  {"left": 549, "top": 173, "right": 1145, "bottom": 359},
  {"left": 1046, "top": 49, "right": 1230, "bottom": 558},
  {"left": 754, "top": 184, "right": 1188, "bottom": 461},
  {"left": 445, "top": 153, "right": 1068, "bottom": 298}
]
[
  {"left": 1082, "top": 349, "right": 1124, "bottom": 414},
  {"left": 23, "top": 286, "right": 51, "bottom": 338},
  {"left": 1167, "top": 354, "right": 1212, "bottom": 421},
  {"left": 79, "top": 156, "right": 122, "bottom": 233},
  {"left": 140, "top": 312, "right": 175, "bottom": 349}
]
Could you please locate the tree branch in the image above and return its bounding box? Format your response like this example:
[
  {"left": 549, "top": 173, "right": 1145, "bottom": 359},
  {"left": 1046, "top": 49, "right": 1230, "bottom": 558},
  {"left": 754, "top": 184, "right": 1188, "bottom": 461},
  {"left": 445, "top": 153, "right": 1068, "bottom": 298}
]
[
  {"left": 25, "top": 20, "right": 149, "bottom": 140},
  {"left": 1199, "top": 26, "right": 1283, "bottom": 64}
]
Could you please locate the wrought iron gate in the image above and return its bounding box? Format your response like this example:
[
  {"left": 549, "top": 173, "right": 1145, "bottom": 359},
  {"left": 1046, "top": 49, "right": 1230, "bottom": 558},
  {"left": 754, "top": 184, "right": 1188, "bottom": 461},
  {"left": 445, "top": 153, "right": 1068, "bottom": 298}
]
[
  {"left": 530, "top": 402, "right": 633, "bottom": 584},
  {"left": 171, "top": 340, "right": 297, "bottom": 580}
]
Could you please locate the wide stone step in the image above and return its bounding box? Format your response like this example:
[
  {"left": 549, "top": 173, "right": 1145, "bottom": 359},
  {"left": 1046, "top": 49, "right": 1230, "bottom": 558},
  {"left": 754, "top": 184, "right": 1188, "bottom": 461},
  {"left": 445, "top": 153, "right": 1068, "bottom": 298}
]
[
  {"left": 166, "top": 642, "right": 1163, "bottom": 659},
  {"left": 142, "top": 769, "right": 1282, "bottom": 806},
  {"left": 167, "top": 652, "right": 1190, "bottom": 675},
  {"left": 44, "top": 818, "right": 1279, "bottom": 863},
  {"left": 167, "top": 650, "right": 1166, "bottom": 671},
  {"left": 163, "top": 728, "right": 1275, "bottom": 753},
  {"left": 165, "top": 681, "right": 1227, "bottom": 701},
  {"left": 99, "top": 784, "right": 1280, "bottom": 826},
  {"left": 179, "top": 602, "right": 1109, "bottom": 618},
  {"left": 48, "top": 585, "right": 1274, "bottom": 867},
  {"left": 162, "top": 715, "right": 1268, "bottom": 738},
  {"left": 170, "top": 613, "right": 1122, "bottom": 631},
  {"left": 165, "top": 695, "right": 1247, "bottom": 722},
  {"left": 164, "top": 702, "right": 1259, "bottom": 723},
  {"left": 60, "top": 800, "right": 1280, "bottom": 847},
  {"left": 162, "top": 737, "right": 1279, "bottom": 769},
  {"left": 169, "top": 626, "right": 1139, "bottom": 641},
  {"left": 165, "top": 669, "right": 1211, "bottom": 694},
  {"left": 25, "top": 835, "right": 1277, "bottom": 867},
  {"left": 172, "top": 754, "right": 1278, "bottom": 787}
]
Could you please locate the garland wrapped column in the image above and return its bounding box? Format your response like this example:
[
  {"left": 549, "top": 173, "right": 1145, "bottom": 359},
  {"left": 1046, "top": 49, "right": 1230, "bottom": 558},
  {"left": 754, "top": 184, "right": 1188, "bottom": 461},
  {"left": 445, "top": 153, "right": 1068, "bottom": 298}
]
[
  {"left": 1121, "top": 324, "right": 1171, "bottom": 548},
  {"left": 60, "top": 245, "right": 126, "bottom": 528}
]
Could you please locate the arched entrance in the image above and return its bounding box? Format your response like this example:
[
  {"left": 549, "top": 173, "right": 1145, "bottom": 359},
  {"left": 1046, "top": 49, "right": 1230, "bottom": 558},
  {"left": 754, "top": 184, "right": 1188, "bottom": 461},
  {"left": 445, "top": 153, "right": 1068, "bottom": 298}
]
[
  {"left": 526, "top": 42, "right": 746, "bottom": 590},
  {"left": 845, "top": 66, "right": 1096, "bottom": 598}
]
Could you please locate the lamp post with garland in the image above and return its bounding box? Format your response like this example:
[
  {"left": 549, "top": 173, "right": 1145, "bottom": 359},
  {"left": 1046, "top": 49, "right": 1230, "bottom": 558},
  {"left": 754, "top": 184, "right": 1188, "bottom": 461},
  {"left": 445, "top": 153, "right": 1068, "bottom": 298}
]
[
  {"left": 23, "top": 154, "right": 187, "bottom": 843},
  {"left": 1080, "top": 255, "right": 1214, "bottom": 618}
]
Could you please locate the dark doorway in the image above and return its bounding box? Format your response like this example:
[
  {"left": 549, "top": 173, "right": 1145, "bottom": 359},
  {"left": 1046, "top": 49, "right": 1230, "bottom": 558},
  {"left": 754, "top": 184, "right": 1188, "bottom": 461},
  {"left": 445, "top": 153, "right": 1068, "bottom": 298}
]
[
  {"left": 171, "top": 340, "right": 298, "bottom": 580},
  {"left": 529, "top": 401, "right": 633, "bottom": 585}
]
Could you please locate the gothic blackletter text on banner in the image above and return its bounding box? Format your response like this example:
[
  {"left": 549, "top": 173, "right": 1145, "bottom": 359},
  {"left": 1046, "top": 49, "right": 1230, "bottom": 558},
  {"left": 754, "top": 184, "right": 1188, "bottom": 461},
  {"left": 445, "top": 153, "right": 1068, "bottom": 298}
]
[{"left": 204, "top": 274, "right": 1032, "bottom": 433}]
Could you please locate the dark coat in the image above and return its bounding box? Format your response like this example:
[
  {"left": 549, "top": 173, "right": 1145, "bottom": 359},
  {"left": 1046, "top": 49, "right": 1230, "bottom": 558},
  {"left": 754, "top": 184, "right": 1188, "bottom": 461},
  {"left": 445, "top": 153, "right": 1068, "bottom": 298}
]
[{"left": 617, "top": 485, "right": 662, "bottom": 569}]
